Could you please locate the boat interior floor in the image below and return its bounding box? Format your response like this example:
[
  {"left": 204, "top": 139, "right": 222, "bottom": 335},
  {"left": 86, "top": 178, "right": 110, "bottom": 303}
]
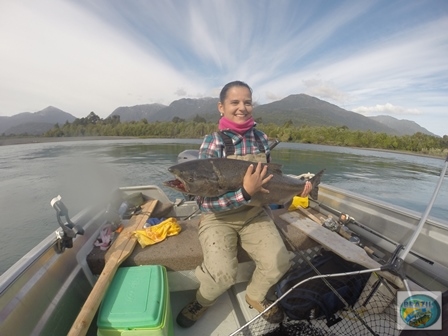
[{"left": 169, "top": 278, "right": 281, "bottom": 336}]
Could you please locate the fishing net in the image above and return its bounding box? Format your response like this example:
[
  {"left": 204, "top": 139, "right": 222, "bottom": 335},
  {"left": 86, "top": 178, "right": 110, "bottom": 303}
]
[{"left": 231, "top": 246, "right": 400, "bottom": 336}]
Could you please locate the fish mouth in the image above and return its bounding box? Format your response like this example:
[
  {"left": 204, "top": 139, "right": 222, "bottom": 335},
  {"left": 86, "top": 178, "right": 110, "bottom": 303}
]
[{"left": 163, "top": 178, "right": 189, "bottom": 193}]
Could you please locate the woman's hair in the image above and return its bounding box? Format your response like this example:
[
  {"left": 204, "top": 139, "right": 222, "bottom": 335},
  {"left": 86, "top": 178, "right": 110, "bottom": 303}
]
[{"left": 219, "top": 81, "right": 252, "bottom": 103}]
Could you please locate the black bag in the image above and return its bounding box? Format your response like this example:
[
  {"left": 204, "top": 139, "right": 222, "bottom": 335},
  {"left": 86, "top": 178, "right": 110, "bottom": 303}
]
[{"left": 276, "top": 250, "right": 370, "bottom": 326}]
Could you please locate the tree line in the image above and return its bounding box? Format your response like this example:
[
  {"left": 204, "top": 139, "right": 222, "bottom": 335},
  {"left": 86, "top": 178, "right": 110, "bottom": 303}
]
[{"left": 39, "top": 112, "right": 448, "bottom": 157}]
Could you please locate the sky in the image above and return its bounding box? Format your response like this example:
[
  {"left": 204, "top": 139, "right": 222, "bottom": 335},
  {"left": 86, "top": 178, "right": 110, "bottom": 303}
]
[{"left": 1, "top": 0, "right": 447, "bottom": 137}]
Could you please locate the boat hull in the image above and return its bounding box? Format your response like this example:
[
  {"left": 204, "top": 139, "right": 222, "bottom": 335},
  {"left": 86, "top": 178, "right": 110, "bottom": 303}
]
[{"left": 1, "top": 184, "right": 447, "bottom": 335}]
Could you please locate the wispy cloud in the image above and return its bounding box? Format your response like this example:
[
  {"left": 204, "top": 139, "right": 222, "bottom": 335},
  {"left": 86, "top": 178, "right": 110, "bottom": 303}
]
[
  {"left": 0, "top": 0, "right": 447, "bottom": 136},
  {"left": 354, "top": 103, "right": 421, "bottom": 116}
]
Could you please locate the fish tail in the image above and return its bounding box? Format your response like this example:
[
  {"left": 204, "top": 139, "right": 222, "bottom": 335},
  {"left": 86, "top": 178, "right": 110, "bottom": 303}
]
[{"left": 309, "top": 169, "right": 325, "bottom": 200}]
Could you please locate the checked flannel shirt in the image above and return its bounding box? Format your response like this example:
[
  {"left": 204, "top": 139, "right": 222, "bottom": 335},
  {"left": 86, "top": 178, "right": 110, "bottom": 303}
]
[{"left": 196, "top": 128, "right": 271, "bottom": 213}]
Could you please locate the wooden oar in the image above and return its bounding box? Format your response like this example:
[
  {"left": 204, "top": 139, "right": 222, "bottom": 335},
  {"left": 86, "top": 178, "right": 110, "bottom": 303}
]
[{"left": 68, "top": 199, "right": 158, "bottom": 336}]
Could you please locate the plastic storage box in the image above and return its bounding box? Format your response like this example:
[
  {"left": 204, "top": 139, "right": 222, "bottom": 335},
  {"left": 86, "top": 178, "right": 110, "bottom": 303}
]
[{"left": 97, "top": 265, "right": 173, "bottom": 336}]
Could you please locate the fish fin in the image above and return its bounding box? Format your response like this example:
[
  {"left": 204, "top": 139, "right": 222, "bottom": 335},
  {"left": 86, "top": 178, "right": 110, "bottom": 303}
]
[
  {"left": 267, "top": 162, "right": 283, "bottom": 174},
  {"left": 309, "top": 169, "right": 325, "bottom": 200}
]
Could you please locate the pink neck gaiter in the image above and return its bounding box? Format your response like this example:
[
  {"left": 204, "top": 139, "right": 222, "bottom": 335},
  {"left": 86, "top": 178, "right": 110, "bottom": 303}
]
[{"left": 219, "top": 117, "right": 255, "bottom": 135}]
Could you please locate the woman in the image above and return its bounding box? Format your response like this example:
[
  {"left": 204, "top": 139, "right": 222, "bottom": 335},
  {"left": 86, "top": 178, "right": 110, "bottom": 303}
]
[{"left": 177, "top": 81, "right": 311, "bottom": 328}]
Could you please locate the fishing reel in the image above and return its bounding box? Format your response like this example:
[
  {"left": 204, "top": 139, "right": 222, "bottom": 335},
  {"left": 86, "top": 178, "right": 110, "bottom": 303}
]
[
  {"left": 51, "top": 195, "right": 84, "bottom": 253},
  {"left": 322, "top": 216, "right": 339, "bottom": 231},
  {"left": 323, "top": 215, "right": 361, "bottom": 245},
  {"left": 338, "top": 213, "right": 355, "bottom": 225}
]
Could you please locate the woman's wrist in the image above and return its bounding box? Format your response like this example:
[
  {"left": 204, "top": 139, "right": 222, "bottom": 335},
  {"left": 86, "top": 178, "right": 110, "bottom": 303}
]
[{"left": 241, "top": 186, "right": 252, "bottom": 201}]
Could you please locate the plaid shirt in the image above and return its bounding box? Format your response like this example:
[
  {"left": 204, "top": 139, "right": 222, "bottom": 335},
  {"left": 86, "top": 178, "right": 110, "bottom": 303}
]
[{"left": 197, "top": 128, "right": 271, "bottom": 213}]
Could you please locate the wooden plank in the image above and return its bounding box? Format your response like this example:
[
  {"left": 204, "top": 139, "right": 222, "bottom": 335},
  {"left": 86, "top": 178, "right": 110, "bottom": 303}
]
[
  {"left": 280, "top": 211, "right": 403, "bottom": 288},
  {"left": 296, "top": 206, "right": 325, "bottom": 225},
  {"left": 67, "top": 200, "right": 158, "bottom": 336}
]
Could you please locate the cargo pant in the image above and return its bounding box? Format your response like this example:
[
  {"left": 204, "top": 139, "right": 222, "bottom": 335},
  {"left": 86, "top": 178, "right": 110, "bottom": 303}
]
[
  {"left": 194, "top": 153, "right": 291, "bottom": 305},
  {"left": 195, "top": 205, "right": 291, "bottom": 305}
]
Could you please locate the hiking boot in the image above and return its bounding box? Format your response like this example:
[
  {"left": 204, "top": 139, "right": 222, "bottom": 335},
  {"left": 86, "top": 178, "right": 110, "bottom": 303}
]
[
  {"left": 245, "top": 294, "right": 284, "bottom": 324},
  {"left": 176, "top": 299, "right": 209, "bottom": 328}
]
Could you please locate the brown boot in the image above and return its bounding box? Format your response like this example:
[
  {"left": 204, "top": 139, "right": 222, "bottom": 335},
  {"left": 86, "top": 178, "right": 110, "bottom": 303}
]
[
  {"left": 245, "top": 294, "right": 284, "bottom": 324},
  {"left": 176, "top": 299, "right": 209, "bottom": 328}
]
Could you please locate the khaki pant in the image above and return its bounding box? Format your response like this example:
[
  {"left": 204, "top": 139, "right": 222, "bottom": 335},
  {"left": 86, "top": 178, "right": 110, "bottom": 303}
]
[{"left": 195, "top": 205, "right": 291, "bottom": 305}]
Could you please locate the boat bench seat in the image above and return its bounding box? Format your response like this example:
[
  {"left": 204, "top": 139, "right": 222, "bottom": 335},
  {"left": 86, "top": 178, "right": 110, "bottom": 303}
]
[{"left": 86, "top": 208, "right": 318, "bottom": 275}]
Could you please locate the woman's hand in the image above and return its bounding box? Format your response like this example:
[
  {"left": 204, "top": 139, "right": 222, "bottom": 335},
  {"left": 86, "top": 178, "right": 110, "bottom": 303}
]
[{"left": 243, "top": 162, "right": 273, "bottom": 196}]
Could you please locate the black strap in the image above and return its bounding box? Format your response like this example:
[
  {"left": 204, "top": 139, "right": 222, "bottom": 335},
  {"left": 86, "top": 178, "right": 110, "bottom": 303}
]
[
  {"left": 218, "top": 131, "right": 266, "bottom": 157},
  {"left": 219, "top": 131, "right": 235, "bottom": 156}
]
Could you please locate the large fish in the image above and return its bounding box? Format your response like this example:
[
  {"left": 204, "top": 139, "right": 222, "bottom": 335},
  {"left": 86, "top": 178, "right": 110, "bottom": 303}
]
[{"left": 164, "top": 158, "right": 324, "bottom": 206}]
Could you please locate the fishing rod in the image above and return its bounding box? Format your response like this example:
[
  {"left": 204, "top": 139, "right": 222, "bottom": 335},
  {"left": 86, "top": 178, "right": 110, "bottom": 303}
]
[{"left": 311, "top": 199, "right": 434, "bottom": 265}]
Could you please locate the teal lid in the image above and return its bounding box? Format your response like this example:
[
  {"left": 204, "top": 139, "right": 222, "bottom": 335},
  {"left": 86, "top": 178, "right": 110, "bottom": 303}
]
[{"left": 98, "top": 265, "right": 167, "bottom": 329}]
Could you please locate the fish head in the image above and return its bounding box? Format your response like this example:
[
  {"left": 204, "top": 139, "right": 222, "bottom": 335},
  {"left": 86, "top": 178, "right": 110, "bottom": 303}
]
[{"left": 164, "top": 159, "right": 223, "bottom": 197}]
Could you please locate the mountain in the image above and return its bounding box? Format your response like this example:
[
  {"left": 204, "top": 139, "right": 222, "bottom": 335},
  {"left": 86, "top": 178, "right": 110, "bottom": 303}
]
[
  {"left": 5, "top": 122, "right": 58, "bottom": 136},
  {"left": 109, "top": 103, "right": 166, "bottom": 122},
  {"left": 107, "top": 98, "right": 219, "bottom": 123},
  {"left": 1, "top": 96, "right": 437, "bottom": 137},
  {"left": 107, "top": 98, "right": 220, "bottom": 123},
  {"left": 253, "top": 94, "right": 400, "bottom": 135},
  {"left": 148, "top": 97, "right": 220, "bottom": 122},
  {"left": 0, "top": 106, "right": 76, "bottom": 135},
  {"left": 369, "top": 115, "right": 436, "bottom": 136}
]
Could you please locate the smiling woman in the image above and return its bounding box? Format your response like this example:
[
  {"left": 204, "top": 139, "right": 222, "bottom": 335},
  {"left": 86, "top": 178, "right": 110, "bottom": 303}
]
[{"left": 175, "top": 81, "right": 313, "bottom": 328}]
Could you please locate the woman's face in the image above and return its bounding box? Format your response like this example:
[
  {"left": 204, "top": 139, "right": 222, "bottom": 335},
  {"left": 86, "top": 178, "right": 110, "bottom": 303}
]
[{"left": 218, "top": 86, "right": 253, "bottom": 124}]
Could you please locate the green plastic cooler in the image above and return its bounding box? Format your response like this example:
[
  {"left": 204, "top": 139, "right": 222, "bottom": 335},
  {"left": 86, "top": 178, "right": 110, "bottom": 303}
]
[{"left": 97, "top": 265, "right": 173, "bottom": 336}]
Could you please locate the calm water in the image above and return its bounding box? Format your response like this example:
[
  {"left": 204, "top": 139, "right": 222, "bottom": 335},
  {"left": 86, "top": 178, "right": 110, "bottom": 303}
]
[{"left": 0, "top": 139, "right": 447, "bottom": 274}]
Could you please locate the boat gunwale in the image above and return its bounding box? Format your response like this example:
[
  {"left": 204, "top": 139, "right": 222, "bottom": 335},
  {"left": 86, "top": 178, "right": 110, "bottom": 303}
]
[
  {"left": 319, "top": 184, "right": 448, "bottom": 228},
  {"left": 0, "top": 206, "right": 101, "bottom": 294}
]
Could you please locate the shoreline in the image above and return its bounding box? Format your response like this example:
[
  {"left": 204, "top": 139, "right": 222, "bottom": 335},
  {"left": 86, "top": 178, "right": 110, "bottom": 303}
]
[
  {"left": 0, "top": 136, "right": 138, "bottom": 146},
  {"left": 1, "top": 136, "right": 445, "bottom": 159}
]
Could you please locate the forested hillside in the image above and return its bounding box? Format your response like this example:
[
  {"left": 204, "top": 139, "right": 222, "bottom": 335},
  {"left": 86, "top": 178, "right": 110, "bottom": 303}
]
[{"left": 40, "top": 113, "right": 448, "bottom": 157}]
